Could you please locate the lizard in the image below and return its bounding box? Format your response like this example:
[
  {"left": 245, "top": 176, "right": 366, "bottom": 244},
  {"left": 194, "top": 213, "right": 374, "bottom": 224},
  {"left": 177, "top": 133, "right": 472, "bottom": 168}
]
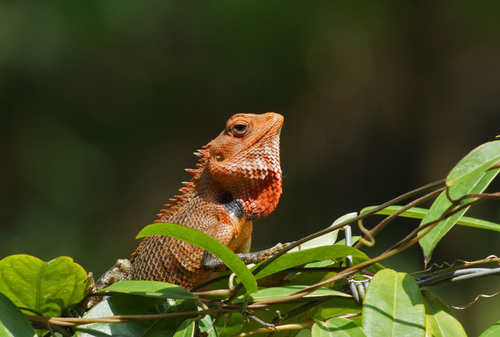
[{"left": 91, "top": 112, "right": 285, "bottom": 296}]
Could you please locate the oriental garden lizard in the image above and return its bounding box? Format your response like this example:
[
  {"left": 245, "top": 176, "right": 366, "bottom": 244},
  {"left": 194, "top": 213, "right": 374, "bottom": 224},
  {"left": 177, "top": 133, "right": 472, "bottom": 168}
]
[{"left": 91, "top": 112, "right": 285, "bottom": 298}]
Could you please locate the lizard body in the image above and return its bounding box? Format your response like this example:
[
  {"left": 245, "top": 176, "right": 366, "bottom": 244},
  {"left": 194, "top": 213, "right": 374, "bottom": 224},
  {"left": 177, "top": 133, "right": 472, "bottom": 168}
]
[{"left": 95, "top": 112, "right": 284, "bottom": 291}]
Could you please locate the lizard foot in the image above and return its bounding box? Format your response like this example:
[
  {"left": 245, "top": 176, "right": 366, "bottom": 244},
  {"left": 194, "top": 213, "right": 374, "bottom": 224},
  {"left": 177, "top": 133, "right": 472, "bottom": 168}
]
[
  {"left": 82, "top": 259, "right": 134, "bottom": 310},
  {"left": 237, "top": 242, "right": 289, "bottom": 264}
]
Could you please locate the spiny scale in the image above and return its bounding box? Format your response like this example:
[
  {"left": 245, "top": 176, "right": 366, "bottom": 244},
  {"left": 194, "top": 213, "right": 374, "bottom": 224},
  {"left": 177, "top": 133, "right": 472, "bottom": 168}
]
[{"left": 153, "top": 148, "right": 208, "bottom": 221}]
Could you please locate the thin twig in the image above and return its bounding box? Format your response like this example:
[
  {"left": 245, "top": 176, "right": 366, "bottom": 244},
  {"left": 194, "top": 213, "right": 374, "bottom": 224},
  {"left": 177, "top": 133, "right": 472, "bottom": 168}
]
[
  {"left": 354, "top": 187, "right": 445, "bottom": 249},
  {"left": 26, "top": 308, "right": 234, "bottom": 327},
  {"left": 234, "top": 320, "right": 314, "bottom": 337},
  {"left": 385, "top": 194, "right": 483, "bottom": 253}
]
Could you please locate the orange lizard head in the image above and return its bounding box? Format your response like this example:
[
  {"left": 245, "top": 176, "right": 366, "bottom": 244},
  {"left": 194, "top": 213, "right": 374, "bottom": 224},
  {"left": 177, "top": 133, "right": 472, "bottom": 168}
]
[{"left": 206, "top": 112, "right": 283, "bottom": 219}]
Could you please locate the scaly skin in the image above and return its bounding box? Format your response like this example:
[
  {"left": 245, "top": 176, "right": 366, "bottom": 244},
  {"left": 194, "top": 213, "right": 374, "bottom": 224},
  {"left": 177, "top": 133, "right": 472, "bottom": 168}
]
[{"left": 97, "top": 113, "right": 284, "bottom": 291}]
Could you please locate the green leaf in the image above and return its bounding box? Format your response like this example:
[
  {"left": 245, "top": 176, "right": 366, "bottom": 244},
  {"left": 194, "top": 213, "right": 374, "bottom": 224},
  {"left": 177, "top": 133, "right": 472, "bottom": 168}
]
[
  {"left": 173, "top": 319, "right": 195, "bottom": 337},
  {"left": 313, "top": 297, "right": 361, "bottom": 321},
  {"left": 362, "top": 269, "right": 425, "bottom": 337},
  {"left": 350, "top": 256, "right": 385, "bottom": 275},
  {"left": 0, "top": 254, "right": 89, "bottom": 317},
  {"left": 232, "top": 285, "right": 350, "bottom": 303},
  {"left": 285, "top": 259, "right": 342, "bottom": 287},
  {"left": 290, "top": 213, "right": 357, "bottom": 252},
  {"left": 101, "top": 280, "right": 197, "bottom": 299},
  {"left": 0, "top": 292, "right": 36, "bottom": 337},
  {"left": 137, "top": 223, "right": 258, "bottom": 294},
  {"left": 199, "top": 314, "right": 218, "bottom": 337},
  {"left": 422, "top": 290, "right": 466, "bottom": 337},
  {"left": 77, "top": 294, "right": 197, "bottom": 337},
  {"left": 419, "top": 168, "right": 499, "bottom": 265},
  {"left": 361, "top": 205, "right": 500, "bottom": 232},
  {"left": 312, "top": 318, "right": 366, "bottom": 337},
  {"left": 335, "top": 236, "right": 360, "bottom": 246},
  {"left": 296, "top": 329, "right": 312, "bottom": 337},
  {"left": 479, "top": 320, "right": 500, "bottom": 337},
  {"left": 446, "top": 140, "right": 500, "bottom": 186},
  {"left": 254, "top": 246, "right": 367, "bottom": 280},
  {"left": 214, "top": 312, "right": 245, "bottom": 337}
]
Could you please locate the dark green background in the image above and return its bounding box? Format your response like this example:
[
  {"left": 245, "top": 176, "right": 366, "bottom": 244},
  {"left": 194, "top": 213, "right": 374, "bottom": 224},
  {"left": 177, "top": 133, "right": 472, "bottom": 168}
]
[{"left": 1, "top": 1, "right": 499, "bottom": 334}]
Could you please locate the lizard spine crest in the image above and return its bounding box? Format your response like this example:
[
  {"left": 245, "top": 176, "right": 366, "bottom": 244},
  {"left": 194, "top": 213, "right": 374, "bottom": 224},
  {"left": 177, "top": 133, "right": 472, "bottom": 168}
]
[{"left": 155, "top": 145, "right": 210, "bottom": 221}]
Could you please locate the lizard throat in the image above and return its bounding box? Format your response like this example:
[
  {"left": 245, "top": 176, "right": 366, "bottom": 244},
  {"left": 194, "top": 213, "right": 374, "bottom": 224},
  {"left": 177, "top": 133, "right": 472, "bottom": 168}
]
[{"left": 232, "top": 172, "right": 282, "bottom": 219}]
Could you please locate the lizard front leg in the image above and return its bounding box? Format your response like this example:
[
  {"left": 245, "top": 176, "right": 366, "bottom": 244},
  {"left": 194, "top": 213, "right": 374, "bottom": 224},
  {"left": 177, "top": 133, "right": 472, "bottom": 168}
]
[
  {"left": 84, "top": 259, "right": 134, "bottom": 309},
  {"left": 199, "top": 242, "right": 287, "bottom": 272},
  {"left": 93, "top": 258, "right": 134, "bottom": 290}
]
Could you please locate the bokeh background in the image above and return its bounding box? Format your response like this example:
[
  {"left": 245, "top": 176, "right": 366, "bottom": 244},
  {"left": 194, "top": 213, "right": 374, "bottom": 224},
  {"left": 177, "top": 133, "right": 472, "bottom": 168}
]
[{"left": 1, "top": 1, "right": 499, "bottom": 334}]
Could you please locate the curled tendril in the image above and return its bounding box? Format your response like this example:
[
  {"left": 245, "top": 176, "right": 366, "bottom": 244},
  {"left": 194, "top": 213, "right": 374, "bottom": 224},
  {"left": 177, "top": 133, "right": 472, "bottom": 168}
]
[
  {"left": 357, "top": 219, "right": 375, "bottom": 247},
  {"left": 452, "top": 290, "right": 500, "bottom": 310}
]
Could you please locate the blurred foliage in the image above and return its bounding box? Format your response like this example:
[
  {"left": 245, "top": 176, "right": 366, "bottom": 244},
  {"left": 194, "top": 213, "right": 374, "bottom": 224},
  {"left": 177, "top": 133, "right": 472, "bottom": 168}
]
[{"left": 1, "top": 1, "right": 499, "bottom": 335}]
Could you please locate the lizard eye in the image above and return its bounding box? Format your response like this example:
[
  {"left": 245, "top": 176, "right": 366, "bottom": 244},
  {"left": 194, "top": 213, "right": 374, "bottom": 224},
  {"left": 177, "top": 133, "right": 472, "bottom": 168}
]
[{"left": 230, "top": 121, "right": 249, "bottom": 137}]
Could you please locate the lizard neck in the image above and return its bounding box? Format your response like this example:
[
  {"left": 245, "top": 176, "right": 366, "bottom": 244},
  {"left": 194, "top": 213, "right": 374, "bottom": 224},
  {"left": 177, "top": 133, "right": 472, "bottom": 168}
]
[
  {"left": 155, "top": 146, "right": 282, "bottom": 222},
  {"left": 231, "top": 172, "right": 282, "bottom": 219}
]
